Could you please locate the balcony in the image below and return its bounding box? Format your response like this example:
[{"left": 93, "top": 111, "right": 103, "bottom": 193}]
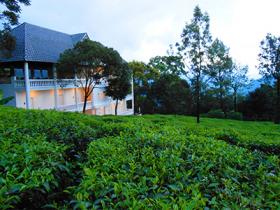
[
  {"left": 13, "top": 78, "right": 84, "bottom": 90},
  {"left": 12, "top": 78, "right": 109, "bottom": 90}
]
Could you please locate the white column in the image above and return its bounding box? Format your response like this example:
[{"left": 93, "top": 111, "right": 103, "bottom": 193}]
[
  {"left": 131, "top": 76, "right": 135, "bottom": 115},
  {"left": 74, "top": 74, "right": 79, "bottom": 111},
  {"left": 53, "top": 65, "right": 58, "bottom": 110},
  {"left": 24, "top": 62, "right": 31, "bottom": 109}
]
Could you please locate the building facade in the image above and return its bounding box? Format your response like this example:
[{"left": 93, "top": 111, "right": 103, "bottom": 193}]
[{"left": 0, "top": 23, "right": 134, "bottom": 115}]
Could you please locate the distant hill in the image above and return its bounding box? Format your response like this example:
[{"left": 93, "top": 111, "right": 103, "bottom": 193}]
[{"left": 241, "top": 77, "right": 274, "bottom": 95}]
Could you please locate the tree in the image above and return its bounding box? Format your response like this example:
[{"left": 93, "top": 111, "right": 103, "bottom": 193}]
[
  {"left": 207, "top": 39, "right": 233, "bottom": 113},
  {"left": 105, "top": 63, "right": 132, "bottom": 115},
  {"left": 258, "top": 33, "right": 280, "bottom": 123},
  {"left": 57, "top": 39, "right": 124, "bottom": 113},
  {"left": 128, "top": 61, "right": 159, "bottom": 114},
  {"left": 149, "top": 46, "right": 185, "bottom": 76},
  {"left": 229, "top": 63, "right": 249, "bottom": 112},
  {"left": 0, "top": 0, "right": 31, "bottom": 56},
  {"left": 239, "top": 84, "right": 274, "bottom": 121},
  {"left": 177, "top": 6, "right": 212, "bottom": 123},
  {"left": 151, "top": 74, "right": 192, "bottom": 114}
]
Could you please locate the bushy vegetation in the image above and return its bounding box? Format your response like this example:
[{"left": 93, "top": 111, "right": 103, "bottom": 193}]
[{"left": 0, "top": 106, "right": 279, "bottom": 209}]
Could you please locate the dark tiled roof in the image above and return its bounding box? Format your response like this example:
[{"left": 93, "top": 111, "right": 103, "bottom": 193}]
[{"left": 0, "top": 23, "right": 89, "bottom": 63}]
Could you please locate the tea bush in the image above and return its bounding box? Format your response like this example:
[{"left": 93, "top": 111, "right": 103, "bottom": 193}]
[
  {"left": 0, "top": 106, "right": 279, "bottom": 209},
  {"left": 226, "top": 111, "right": 243, "bottom": 120},
  {"left": 203, "top": 109, "right": 225, "bottom": 119}
]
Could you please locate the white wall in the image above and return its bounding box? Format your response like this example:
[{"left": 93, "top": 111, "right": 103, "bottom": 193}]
[
  {"left": 12, "top": 86, "right": 134, "bottom": 115},
  {"left": 16, "top": 90, "right": 55, "bottom": 109}
]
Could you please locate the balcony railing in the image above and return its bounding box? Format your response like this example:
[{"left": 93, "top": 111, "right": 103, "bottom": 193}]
[{"left": 13, "top": 78, "right": 107, "bottom": 89}]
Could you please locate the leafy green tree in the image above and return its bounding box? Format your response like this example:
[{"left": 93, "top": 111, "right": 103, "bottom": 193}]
[
  {"left": 258, "top": 33, "right": 280, "bottom": 123},
  {"left": 149, "top": 46, "right": 185, "bottom": 76},
  {"left": 151, "top": 74, "right": 192, "bottom": 114},
  {"left": 57, "top": 39, "right": 125, "bottom": 113},
  {"left": 229, "top": 63, "right": 249, "bottom": 112},
  {"left": 177, "top": 6, "right": 212, "bottom": 123},
  {"left": 207, "top": 39, "right": 233, "bottom": 113},
  {"left": 0, "top": 0, "right": 31, "bottom": 56},
  {"left": 105, "top": 63, "right": 132, "bottom": 115},
  {"left": 239, "top": 84, "right": 274, "bottom": 121},
  {"left": 128, "top": 61, "right": 159, "bottom": 114}
]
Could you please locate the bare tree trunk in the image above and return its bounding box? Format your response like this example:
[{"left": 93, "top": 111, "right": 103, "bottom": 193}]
[
  {"left": 219, "top": 83, "right": 224, "bottom": 113},
  {"left": 196, "top": 75, "right": 200, "bottom": 124},
  {"left": 233, "top": 89, "right": 237, "bottom": 112},
  {"left": 115, "top": 99, "right": 119, "bottom": 116},
  {"left": 82, "top": 94, "right": 88, "bottom": 113},
  {"left": 275, "top": 78, "right": 280, "bottom": 124}
]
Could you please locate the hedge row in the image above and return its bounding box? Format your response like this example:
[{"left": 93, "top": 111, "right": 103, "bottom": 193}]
[{"left": 0, "top": 106, "right": 279, "bottom": 209}]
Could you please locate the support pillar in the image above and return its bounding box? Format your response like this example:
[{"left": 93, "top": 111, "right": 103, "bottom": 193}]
[
  {"left": 91, "top": 91, "right": 94, "bottom": 109},
  {"left": 74, "top": 74, "right": 79, "bottom": 111},
  {"left": 131, "top": 76, "right": 135, "bottom": 115},
  {"left": 53, "top": 65, "right": 58, "bottom": 110},
  {"left": 24, "top": 62, "right": 31, "bottom": 109}
]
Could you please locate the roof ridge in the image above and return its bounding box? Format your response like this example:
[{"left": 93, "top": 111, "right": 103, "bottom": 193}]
[
  {"left": 17, "top": 22, "right": 73, "bottom": 37},
  {"left": 71, "top": 32, "right": 87, "bottom": 36}
]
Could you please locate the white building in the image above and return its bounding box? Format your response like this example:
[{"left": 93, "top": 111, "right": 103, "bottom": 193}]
[{"left": 0, "top": 23, "right": 134, "bottom": 115}]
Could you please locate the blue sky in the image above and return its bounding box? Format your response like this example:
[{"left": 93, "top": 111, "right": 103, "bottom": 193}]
[{"left": 19, "top": 0, "right": 280, "bottom": 78}]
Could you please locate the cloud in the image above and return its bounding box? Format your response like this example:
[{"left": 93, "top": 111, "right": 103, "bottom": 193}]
[{"left": 19, "top": 0, "right": 280, "bottom": 78}]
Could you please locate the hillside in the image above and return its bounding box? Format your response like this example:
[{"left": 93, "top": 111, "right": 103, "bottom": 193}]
[{"left": 0, "top": 106, "right": 279, "bottom": 209}]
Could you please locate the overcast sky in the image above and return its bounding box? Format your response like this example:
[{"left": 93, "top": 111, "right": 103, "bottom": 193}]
[{"left": 19, "top": 0, "right": 280, "bottom": 78}]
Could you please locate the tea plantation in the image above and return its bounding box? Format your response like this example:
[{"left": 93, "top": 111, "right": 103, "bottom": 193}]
[{"left": 0, "top": 106, "right": 279, "bottom": 209}]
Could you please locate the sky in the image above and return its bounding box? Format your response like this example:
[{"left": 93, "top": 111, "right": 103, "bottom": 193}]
[{"left": 18, "top": 0, "right": 280, "bottom": 78}]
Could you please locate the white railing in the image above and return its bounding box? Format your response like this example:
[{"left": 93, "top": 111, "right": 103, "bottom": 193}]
[
  {"left": 13, "top": 79, "right": 77, "bottom": 89},
  {"left": 30, "top": 79, "right": 55, "bottom": 87},
  {"left": 13, "top": 78, "right": 108, "bottom": 89},
  {"left": 14, "top": 80, "right": 25, "bottom": 88}
]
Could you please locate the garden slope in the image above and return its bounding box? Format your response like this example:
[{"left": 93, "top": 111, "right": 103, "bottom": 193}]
[{"left": 0, "top": 106, "right": 279, "bottom": 209}]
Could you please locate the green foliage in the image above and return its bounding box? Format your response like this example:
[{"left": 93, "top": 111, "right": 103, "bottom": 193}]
[
  {"left": 149, "top": 54, "right": 185, "bottom": 76},
  {"left": 177, "top": 6, "right": 212, "bottom": 123},
  {"left": 0, "top": 0, "right": 31, "bottom": 57},
  {"left": 151, "top": 74, "right": 192, "bottom": 114},
  {"left": 57, "top": 39, "right": 127, "bottom": 113},
  {"left": 0, "top": 0, "right": 31, "bottom": 27},
  {"left": 207, "top": 39, "right": 233, "bottom": 112},
  {"left": 129, "top": 61, "right": 160, "bottom": 114},
  {"left": 105, "top": 62, "right": 132, "bottom": 115},
  {"left": 0, "top": 106, "right": 279, "bottom": 209},
  {"left": 229, "top": 64, "right": 249, "bottom": 112},
  {"left": 258, "top": 33, "right": 280, "bottom": 123},
  {"left": 227, "top": 111, "right": 243, "bottom": 120},
  {"left": 0, "top": 96, "right": 13, "bottom": 105},
  {"left": 203, "top": 109, "right": 225, "bottom": 119},
  {"left": 239, "top": 84, "right": 274, "bottom": 121}
]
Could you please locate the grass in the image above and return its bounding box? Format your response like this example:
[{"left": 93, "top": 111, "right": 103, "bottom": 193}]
[{"left": 0, "top": 106, "right": 279, "bottom": 209}]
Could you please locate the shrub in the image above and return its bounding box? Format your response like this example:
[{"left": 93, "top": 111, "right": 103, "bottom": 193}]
[
  {"left": 0, "top": 96, "right": 14, "bottom": 105},
  {"left": 0, "top": 106, "right": 279, "bottom": 209},
  {"left": 204, "top": 109, "right": 225, "bottom": 119},
  {"left": 227, "top": 111, "right": 243, "bottom": 120},
  {"left": 74, "top": 132, "right": 280, "bottom": 209}
]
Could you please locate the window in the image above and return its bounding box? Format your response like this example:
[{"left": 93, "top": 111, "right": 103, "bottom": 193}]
[
  {"left": 34, "top": 69, "right": 42, "bottom": 79},
  {"left": 42, "top": 70, "right": 48, "bottom": 79},
  {"left": 15, "top": 68, "right": 24, "bottom": 79},
  {"left": 126, "top": 100, "right": 132, "bottom": 109},
  {"left": 0, "top": 68, "right": 11, "bottom": 84}
]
